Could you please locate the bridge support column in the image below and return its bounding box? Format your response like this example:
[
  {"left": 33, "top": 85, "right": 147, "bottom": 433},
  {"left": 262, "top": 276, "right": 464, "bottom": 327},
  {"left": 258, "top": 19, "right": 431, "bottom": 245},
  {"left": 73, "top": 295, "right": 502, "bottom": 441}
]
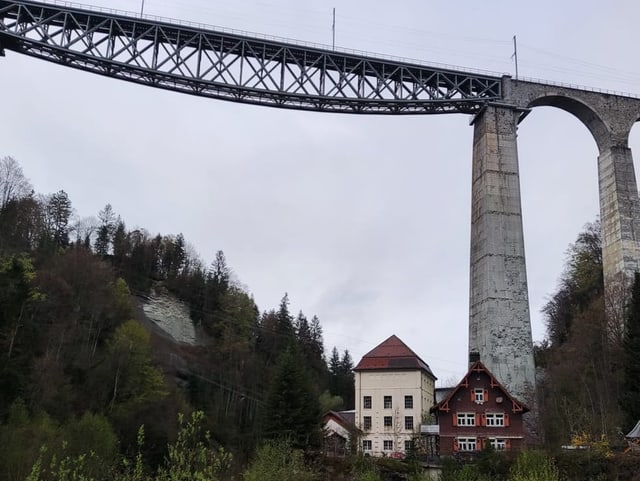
[
  {"left": 468, "top": 105, "right": 535, "bottom": 402},
  {"left": 598, "top": 144, "right": 640, "bottom": 283}
]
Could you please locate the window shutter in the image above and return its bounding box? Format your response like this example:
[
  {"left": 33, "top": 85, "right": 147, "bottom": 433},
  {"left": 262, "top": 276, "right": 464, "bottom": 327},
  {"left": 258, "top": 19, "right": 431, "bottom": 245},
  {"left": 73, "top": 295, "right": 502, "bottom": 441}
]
[
  {"left": 480, "top": 413, "right": 486, "bottom": 427},
  {"left": 452, "top": 414, "right": 458, "bottom": 427},
  {"left": 476, "top": 413, "right": 481, "bottom": 426},
  {"left": 470, "top": 390, "right": 475, "bottom": 402},
  {"left": 505, "top": 439, "right": 511, "bottom": 450},
  {"left": 477, "top": 438, "right": 483, "bottom": 450},
  {"left": 504, "top": 414, "right": 510, "bottom": 427},
  {"left": 484, "top": 389, "right": 489, "bottom": 401},
  {"left": 453, "top": 438, "right": 459, "bottom": 452}
]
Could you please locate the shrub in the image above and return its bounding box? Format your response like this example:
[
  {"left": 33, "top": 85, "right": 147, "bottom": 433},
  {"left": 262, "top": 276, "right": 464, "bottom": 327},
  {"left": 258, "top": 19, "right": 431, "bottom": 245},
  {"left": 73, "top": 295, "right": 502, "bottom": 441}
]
[
  {"left": 243, "top": 438, "right": 315, "bottom": 481},
  {"left": 509, "top": 450, "right": 559, "bottom": 481}
]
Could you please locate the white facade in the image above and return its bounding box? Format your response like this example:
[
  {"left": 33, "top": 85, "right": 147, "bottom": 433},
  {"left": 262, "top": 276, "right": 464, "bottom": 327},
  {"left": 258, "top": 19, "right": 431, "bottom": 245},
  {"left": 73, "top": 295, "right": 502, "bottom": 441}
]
[{"left": 355, "top": 369, "right": 435, "bottom": 456}]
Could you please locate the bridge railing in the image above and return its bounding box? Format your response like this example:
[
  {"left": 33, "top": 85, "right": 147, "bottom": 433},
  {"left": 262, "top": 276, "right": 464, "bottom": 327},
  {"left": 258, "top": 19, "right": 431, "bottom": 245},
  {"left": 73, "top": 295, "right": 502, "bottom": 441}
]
[
  {"left": 516, "top": 75, "right": 640, "bottom": 100},
  {"left": 11, "top": 0, "right": 640, "bottom": 101},
  {"left": 31, "top": 0, "right": 505, "bottom": 78}
]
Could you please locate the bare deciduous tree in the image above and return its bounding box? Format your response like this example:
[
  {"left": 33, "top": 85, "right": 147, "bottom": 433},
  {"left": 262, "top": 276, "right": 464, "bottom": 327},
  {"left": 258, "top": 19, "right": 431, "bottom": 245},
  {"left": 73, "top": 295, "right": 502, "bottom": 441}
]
[{"left": 0, "top": 156, "right": 32, "bottom": 210}]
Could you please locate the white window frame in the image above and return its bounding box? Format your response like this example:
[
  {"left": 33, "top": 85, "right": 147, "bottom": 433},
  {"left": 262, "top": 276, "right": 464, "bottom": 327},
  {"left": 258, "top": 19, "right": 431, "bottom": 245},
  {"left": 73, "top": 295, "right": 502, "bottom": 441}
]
[
  {"left": 362, "top": 439, "right": 372, "bottom": 451},
  {"left": 404, "top": 395, "right": 413, "bottom": 409},
  {"left": 384, "top": 395, "right": 392, "bottom": 409},
  {"left": 404, "top": 416, "right": 414, "bottom": 430},
  {"left": 404, "top": 440, "right": 413, "bottom": 451},
  {"left": 457, "top": 412, "right": 476, "bottom": 426},
  {"left": 474, "top": 388, "right": 485, "bottom": 403},
  {"left": 383, "top": 440, "right": 393, "bottom": 451},
  {"left": 458, "top": 437, "right": 477, "bottom": 452},
  {"left": 485, "top": 413, "right": 505, "bottom": 427},
  {"left": 363, "top": 396, "right": 372, "bottom": 409},
  {"left": 490, "top": 438, "right": 506, "bottom": 450},
  {"left": 383, "top": 416, "right": 393, "bottom": 428},
  {"left": 363, "top": 416, "right": 372, "bottom": 431}
]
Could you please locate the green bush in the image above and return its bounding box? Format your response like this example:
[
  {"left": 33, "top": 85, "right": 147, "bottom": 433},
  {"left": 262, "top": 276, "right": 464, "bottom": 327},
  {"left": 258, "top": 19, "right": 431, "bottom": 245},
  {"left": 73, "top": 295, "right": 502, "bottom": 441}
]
[
  {"left": 25, "top": 411, "right": 231, "bottom": 481},
  {"left": 156, "top": 411, "right": 232, "bottom": 481},
  {"left": 243, "top": 438, "right": 316, "bottom": 481},
  {"left": 509, "top": 450, "right": 559, "bottom": 481}
]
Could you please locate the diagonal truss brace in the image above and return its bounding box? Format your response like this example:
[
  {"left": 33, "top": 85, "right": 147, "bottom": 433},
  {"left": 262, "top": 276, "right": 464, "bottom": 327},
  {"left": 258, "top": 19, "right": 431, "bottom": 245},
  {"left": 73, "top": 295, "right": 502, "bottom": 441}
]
[{"left": 0, "top": 0, "right": 503, "bottom": 114}]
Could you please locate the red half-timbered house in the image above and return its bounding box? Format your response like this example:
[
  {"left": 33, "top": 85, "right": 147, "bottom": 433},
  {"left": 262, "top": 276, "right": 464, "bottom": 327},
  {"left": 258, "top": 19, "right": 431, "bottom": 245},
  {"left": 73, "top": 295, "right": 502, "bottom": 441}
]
[{"left": 431, "top": 360, "right": 529, "bottom": 455}]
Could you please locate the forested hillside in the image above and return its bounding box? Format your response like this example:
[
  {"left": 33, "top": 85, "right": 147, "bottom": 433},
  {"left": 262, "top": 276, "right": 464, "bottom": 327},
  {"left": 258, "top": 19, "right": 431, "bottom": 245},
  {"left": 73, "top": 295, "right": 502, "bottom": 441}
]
[
  {"left": 0, "top": 155, "right": 355, "bottom": 479},
  {"left": 5, "top": 153, "right": 640, "bottom": 480},
  {"left": 537, "top": 220, "right": 640, "bottom": 449}
]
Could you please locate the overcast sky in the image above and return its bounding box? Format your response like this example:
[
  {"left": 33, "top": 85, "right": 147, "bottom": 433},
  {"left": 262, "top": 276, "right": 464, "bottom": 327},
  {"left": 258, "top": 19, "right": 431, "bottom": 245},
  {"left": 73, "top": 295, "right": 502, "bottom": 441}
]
[{"left": 2, "top": 0, "right": 640, "bottom": 385}]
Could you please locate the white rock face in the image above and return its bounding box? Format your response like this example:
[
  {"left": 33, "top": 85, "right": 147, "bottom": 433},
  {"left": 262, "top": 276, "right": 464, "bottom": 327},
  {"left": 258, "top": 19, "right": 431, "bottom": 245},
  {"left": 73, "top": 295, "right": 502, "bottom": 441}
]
[{"left": 142, "top": 289, "right": 197, "bottom": 345}]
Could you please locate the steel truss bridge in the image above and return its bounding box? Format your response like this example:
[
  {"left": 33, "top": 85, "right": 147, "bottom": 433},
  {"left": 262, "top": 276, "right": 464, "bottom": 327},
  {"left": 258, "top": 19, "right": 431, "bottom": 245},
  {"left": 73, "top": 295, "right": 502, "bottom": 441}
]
[{"left": 0, "top": 0, "right": 504, "bottom": 114}]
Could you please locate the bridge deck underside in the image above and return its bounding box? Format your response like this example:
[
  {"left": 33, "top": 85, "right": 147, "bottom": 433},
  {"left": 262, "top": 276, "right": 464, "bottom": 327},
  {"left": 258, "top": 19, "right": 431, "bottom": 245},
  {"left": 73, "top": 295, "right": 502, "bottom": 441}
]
[{"left": 0, "top": 0, "right": 502, "bottom": 113}]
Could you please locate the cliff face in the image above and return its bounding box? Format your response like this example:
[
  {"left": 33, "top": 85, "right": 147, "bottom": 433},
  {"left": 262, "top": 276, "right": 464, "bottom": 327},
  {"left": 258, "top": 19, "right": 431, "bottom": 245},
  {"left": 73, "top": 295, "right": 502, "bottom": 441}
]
[{"left": 141, "top": 287, "right": 197, "bottom": 345}]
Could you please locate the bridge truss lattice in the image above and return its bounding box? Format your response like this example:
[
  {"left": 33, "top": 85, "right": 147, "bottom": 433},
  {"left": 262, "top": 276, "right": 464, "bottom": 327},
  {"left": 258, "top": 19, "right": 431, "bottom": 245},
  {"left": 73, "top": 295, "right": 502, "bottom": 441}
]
[{"left": 0, "top": 0, "right": 504, "bottom": 114}]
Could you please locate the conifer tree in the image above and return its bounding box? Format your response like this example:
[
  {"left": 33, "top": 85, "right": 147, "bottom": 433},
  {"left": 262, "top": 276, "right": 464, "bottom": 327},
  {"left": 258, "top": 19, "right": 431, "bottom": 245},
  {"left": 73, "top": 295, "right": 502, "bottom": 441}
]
[
  {"left": 328, "top": 347, "right": 355, "bottom": 409},
  {"left": 261, "top": 344, "right": 321, "bottom": 448},
  {"left": 45, "top": 190, "right": 72, "bottom": 249},
  {"left": 339, "top": 350, "right": 355, "bottom": 409},
  {"left": 94, "top": 204, "right": 116, "bottom": 256}
]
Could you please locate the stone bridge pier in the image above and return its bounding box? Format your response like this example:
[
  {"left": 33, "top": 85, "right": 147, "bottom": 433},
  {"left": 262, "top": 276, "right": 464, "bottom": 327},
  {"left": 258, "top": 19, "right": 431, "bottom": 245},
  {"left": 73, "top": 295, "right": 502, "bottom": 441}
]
[{"left": 469, "top": 77, "right": 640, "bottom": 403}]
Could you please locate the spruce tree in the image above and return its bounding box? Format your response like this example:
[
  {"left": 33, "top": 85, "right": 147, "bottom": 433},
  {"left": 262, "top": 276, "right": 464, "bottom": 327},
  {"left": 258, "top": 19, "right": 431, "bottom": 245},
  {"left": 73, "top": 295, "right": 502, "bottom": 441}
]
[
  {"left": 339, "top": 350, "right": 355, "bottom": 409},
  {"left": 261, "top": 344, "right": 321, "bottom": 448}
]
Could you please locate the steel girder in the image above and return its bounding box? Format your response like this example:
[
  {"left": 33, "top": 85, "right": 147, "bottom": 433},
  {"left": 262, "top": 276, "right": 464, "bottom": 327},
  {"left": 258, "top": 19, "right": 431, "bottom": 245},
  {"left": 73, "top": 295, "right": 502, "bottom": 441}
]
[{"left": 0, "top": 0, "right": 503, "bottom": 114}]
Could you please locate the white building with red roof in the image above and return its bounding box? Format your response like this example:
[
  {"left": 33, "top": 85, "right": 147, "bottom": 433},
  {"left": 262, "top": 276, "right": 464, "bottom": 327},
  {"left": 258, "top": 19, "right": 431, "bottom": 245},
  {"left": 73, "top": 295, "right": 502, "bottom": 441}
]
[{"left": 354, "top": 334, "right": 437, "bottom": 457}]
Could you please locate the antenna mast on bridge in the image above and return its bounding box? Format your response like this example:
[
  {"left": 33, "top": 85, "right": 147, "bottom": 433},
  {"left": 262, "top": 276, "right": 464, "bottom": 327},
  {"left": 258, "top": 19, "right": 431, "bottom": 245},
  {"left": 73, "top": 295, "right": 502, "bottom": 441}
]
[
  {"left": 332, "top": 8, "right": 336, "bottom": 50},
  {"left": 511, "top": 35, "right": 519, "bottom": 79}
]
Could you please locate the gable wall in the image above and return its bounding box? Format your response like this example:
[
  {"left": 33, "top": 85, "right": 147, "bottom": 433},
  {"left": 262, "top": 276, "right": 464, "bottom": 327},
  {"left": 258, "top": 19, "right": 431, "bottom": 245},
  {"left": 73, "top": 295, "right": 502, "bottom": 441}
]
[{"left": 437, "top": 370, "right": 526, "bottom": 455}]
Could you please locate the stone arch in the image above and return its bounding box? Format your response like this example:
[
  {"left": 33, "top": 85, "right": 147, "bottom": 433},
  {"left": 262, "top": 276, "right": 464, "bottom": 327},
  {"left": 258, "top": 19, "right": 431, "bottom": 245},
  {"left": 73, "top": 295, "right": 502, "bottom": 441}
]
[
  {"left": 525, "top": 94, "right": 611, "bottom": 152},
  {"left": 505, "top": 82, "right": 640, "bottom": 286}
]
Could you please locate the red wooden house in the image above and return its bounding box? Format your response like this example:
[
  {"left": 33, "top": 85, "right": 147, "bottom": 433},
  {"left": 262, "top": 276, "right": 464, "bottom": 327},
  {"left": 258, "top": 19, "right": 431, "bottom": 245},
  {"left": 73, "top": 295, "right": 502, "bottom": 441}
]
[{"left": 431, "top": 360, "right": 529, "bottom": 455}]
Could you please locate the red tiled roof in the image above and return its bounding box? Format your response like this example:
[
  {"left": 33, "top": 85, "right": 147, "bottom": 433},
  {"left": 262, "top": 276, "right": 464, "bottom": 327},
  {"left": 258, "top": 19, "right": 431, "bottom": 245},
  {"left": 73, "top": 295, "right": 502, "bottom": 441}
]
[{"left": 354, "top": 335, "right": 436, "bottom": 379}]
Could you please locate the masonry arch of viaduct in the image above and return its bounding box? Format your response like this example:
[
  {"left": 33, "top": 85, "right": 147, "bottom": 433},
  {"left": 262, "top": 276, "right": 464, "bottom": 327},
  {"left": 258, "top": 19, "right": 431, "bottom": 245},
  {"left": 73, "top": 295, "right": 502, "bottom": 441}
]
[{"left": 469, "top": 77, "right": 640, "bottom": 403}]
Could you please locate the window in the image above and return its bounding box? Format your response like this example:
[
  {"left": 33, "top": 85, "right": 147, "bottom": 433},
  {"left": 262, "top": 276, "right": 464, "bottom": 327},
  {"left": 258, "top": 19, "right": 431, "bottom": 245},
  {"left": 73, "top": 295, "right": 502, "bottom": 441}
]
[
  {"left": 474, "top": 388, "right": 485, "bottom": 403},
  {"left": 457, "top": 437, "right": 477, "bottom": 452},
  {"left": 363, "top": 440, "right": 372, "bottom": 451},
  {"left": 486, "top": 413, "right": 505, "bottom": 427},
  {"left": 404, "top": 416, "right": 414, "bottom": 430},
  {"left": 456, "top": 413, "right": 476, "bottom": 426},
  {"left": 384, "top": 416, "right": 393, "bottom": 428},
  {"left": 404, "top": 440, "right": 414, "bottom": 451},
  {"left": 404, "top": 395, "right": 413, "bottom": 409},
  {"left": 383, "top": 440, "right": 393, "bottom": 451},
  {"left": 490, "top": 438, "right": 506, "bottom": 450},
  {"left": 384, "top": 395, "right": 392, "bottom": 409},
  {"left": 363, "top": 396, "right": 372, "bottom": 409},
  {"left": 363, "top": 416, "right": 372, "bottom": 430}
]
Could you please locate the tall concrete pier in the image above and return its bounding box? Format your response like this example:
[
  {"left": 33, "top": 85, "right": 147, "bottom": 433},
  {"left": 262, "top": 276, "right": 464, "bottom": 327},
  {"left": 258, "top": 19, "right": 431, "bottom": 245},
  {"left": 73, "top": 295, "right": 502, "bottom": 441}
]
[
  {"left": 468, "top": 105, "right": 535, "bottom": 402},
  {"left": 469, "top": 78, "right": 640, "bottom": 402}
]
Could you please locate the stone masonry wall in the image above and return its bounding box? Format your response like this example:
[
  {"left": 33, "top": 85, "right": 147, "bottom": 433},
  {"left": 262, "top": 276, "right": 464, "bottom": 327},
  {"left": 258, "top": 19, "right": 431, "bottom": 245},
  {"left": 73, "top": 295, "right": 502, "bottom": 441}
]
[{"left": 468, "top": 105, "right": 536, "bottom": 403}]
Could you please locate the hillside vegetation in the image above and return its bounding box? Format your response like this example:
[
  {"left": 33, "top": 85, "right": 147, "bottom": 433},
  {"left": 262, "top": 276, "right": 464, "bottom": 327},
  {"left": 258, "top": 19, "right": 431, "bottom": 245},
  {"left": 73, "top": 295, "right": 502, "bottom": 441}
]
[
  {"left": 0, "top": 155, "right": 355, "bottom": 479},
  {"left": 3, "top": 154, "right": 640, "bottom": 480},
  {"left": 537, "top": 220, "right": 640, "bottom": 448}
]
